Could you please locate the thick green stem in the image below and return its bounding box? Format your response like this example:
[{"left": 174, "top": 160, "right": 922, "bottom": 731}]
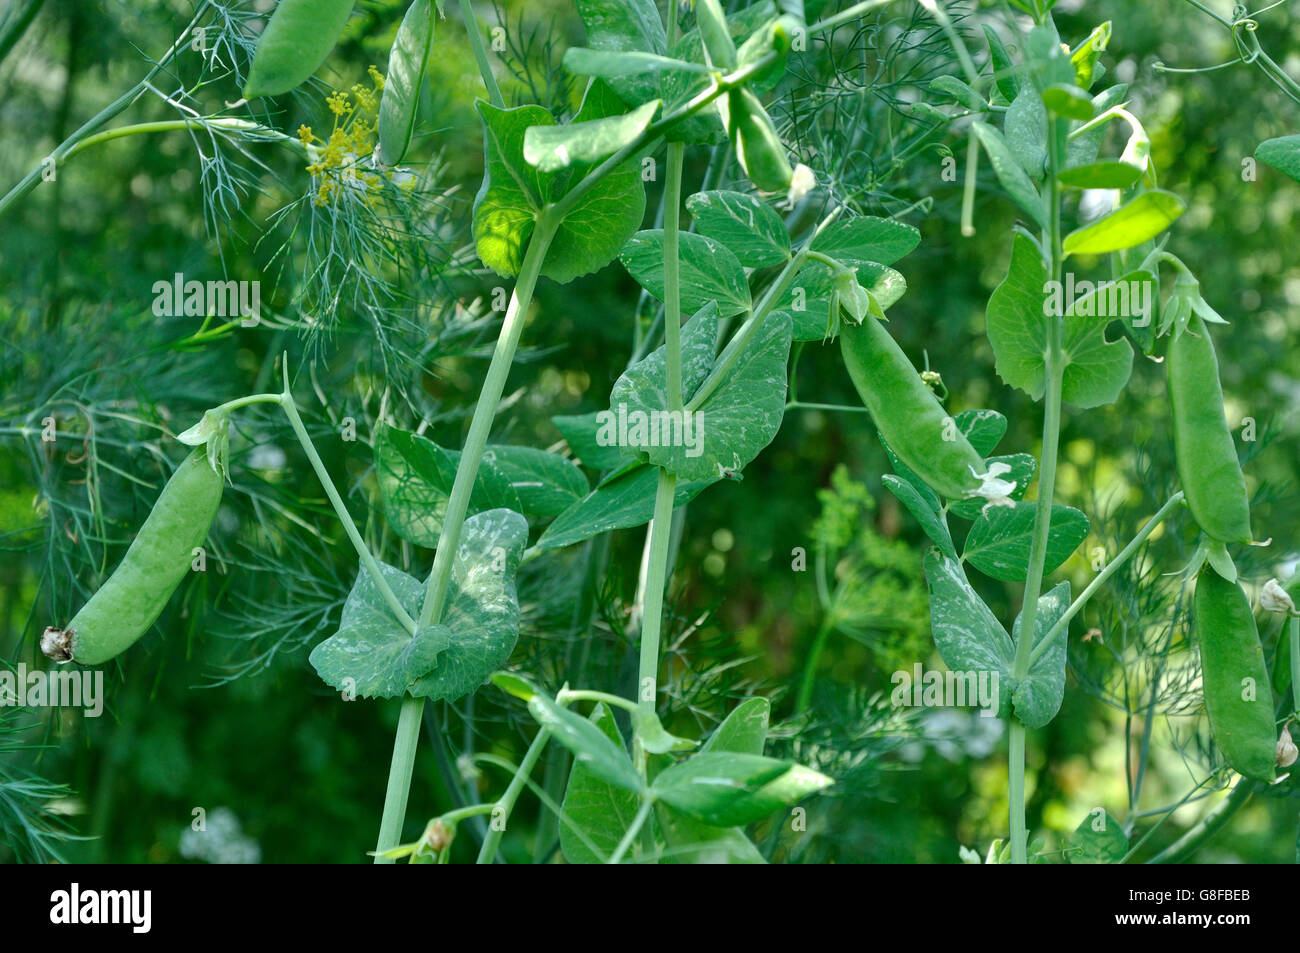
[
  {"left": 373, "top": 696, "right": 425, "bottom": 862},
  {"left": 1008, "top": 721, "right": 1027, "bottom": 859},
  {"left": 476, "top": 727, "right": 553, "bottom": 863},
  {"left": 663, "top": 142, "right": 685, "bottom": 410},
  {"left": 608, "top": 798, "right": 653, "bottom": 865},
  {"left": 458, "top": 0, "right": 504, "bottom": 107},
  {"left": 1145, "top": 779, "right": 1257, "bottom": 863}
]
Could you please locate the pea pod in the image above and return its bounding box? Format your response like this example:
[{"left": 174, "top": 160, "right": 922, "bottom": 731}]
[
  {"left": 841, "top": 317, "right": 984, "bottom": 500},
  {"left": 1166, "top": 315, "right": 1253, "bottom": 543},
  {"left": 45, "top": 448, "right": 224, "bottom": 665},
  {"left": 243, "top": 0, "right": 356, "bottom": 99},
  {"left": 695, "top": 0, "right": 736, "bottom": 69},
  {"left": 719, "top": 88, "right": 793, "bottom": 193},
  {"left": 1193, "top": 569, "right": 1276, "bottom": 781}
]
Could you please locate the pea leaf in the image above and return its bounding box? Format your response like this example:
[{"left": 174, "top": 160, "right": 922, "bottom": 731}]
[
  {"left": 1004, "top": 89, "right": 1047, "bottom": 181},
  {"left": 309, "top": 562, "right": 449, "bottom": 699},
  {"left": 523, "top": 99, "right": 659, "bottom": 172},
  {"left": 408, "top": 508, "right": 529, "bottom": 702},
  {"left": 810, "top": 216, "right": 921, "bottom": 266},
  {"left": 1057, "top": 161, "right": 1142, "bottom": 190},
  {"left": 1068, "top": 809, "right": 1128, "bottom": 864},
  {"left": 378, "top": 0, "right": 436, "bottom": 164},
  {"left": 574, "top": 0, "right": 668, "bottom": 106},
  {"left": 1070, "top": 21, "right": 1111, "bottom": 89},
  {"left": 562, "top": 48, "right": 711, "bottom": 81},
  {"left": 374, "top": 426, "right": 519, "bottom": 547},
  {"left": 1042, "top": 83, "right": 1094, "bottom": 120},
  {"left": 651, "top": 753, "right": 832, "bottom": 827},
  {"left": 983, "top": 25, "right": 1023, "bottom": 102},
  {"left": 1063, "top": 190, "right": 1186, "bottom": 257},
  {"left": 929, "top": 75, "right": 985, "bottom": 111},
  {"left": 962, "top": 502, "right": 1090, "bottom": 582},
  {"left": 552, "top": 411, "right": 638, "bottom": 471},
  {"left": 481, "top": 445, "right": 589, "bottom": 519},
  {"left": 640, "top": 311, "right": 792, "bottom": 482},
  {"left": 472, "top": 101, "right": 647, "bottom": 284},
  {"left": 922, "top": 550, "right": 1014, "bottom": 718},
  {"left": 529, "top": 693, "right": 644, "bottom": 793},
  {"left": 1257, "top": 134, "right": 1300, "bottom": 182},
  {"left": 1066, "top": 84, "right": 1127, "bottom": 168},
  {"left": 609, "top": 302, "right": 721, "bottom": 426},
  {"left": 880, "top": 434, "right": 941, "bottom": 514},
  {"left": 686, "top": 190, "right": 791, "bottom": 269},
  {"left": 655, "top": 697, "right": 772, "bottom": 864},
  {"left": 1010, "top": 581, "right": 1070, "bottom": 728},
  {"left": 953, "top": 408, "right": 1008, "bottom": 456},
  {"left": 535, "top": 465, "right": 718, "bottom": 551},
  {"left": 243, "top": 0, "right": 355, "bottom": 98},
  {"left": 620, "top": 230, "right": 751, "bottom": 318},
  {"left": 883, "top": 474, "right": 956, "bottom": 560},
  {"left": 948, "top": 453, "right": 1036, "bottom": 520},
  {"left": 560, "top": 703, "right": 644, "bottom": 863},
  {"left": 971, "top": 121, "right": 1048, "bottom": 228},
  {"left": 783, "top": 260, "right": 907, "bottom": 342},
  {"left": 986, "top": 232, "right": 1134, "bottom": 408}
]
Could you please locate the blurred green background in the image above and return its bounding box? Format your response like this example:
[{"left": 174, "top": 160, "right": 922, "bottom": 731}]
[{"left": 2, "top": 0, "right": 1299, "bottom": 863}]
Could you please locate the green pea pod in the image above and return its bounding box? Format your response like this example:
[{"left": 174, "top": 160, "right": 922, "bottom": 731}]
[
  {"left": 841, "top": 317, "right": 984, "bottom": 500},
  {"left": 1194, "top": 569, "right": 1276, "bottom": 781},
  {"left": 1167, "top": 315, "right": 1253, "bottom": 543},
  {"left": 46, "top": 448, "right": 224, "bottom": 666},
  {"left": 243, "top": 0, "right": 356, "bottom": 99},
  {"left": 720, "top": 88, "right": 793, "bottom": 193},
  {"left": 695, "top": 0, "right": 737, "bottom": 69}
]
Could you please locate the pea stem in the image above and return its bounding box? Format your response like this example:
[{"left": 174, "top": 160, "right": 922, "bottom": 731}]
[
  {"left": 607, "top": 798, "right": 654, "bottom": 865},
  {"left": 558, "top": 689, "right": 639, "bottom": 714},
  {"left": 458, "top": 0, "right": 504, "bottom": 108},
  {"left": 1027, "top": 492, "right": 1186, "bottom": 668},
  {"left": 373, "top": 696, "right": 425, "bottom": 861},
  {"left": 1290, "top": 615, "right": 1300, "bottom": 714},
  {"left": 476, "top": 726, "right": 553, "bottom": 863},
  {"left": 1144, "top": 778, "right": 1258, "bottom": 863},
  {"left": 277, "top": 380, "right": 417, "bottom": 637}
]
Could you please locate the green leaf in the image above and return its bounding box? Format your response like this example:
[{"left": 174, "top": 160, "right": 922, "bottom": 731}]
[
  {"left": 481, "top": 445, "right": 589, "bottom": 519},
  {"left": 560, "top": 703, "right": 644, "bottom": 863},
  {"left": 639, "top": 312, "right": 792, "bottom": 482},
  {"left": 962, "top": 502, "right": 1089, "bottom": 582},
  {"left": 880, "top": 434, "right": 941, "bottom": 514},
  {"left": 609, "top": 302, "right": 721, "bottom": 428},
  {"left": 948, "top": 453, "right": 1035, "bottom": 520},
  {"left": 408, "top": 509, "right": 529, "bottom": 702},
  {"left": 523, "top": 99, "right": 659, "bottom": 172},
  {"left": 810, "top": 216, "right": 921, "bottom": 266},
  {"left": 953, "top": 409, "right": 1007, "bottom": 456},
  {"left": 472, "top": 101, "right": 647, "bottom": 284},
  {"left": 243, "top": 0, "right": 354, "bottom": 98},
  {"left": 308, "top": 562, "right": 449, "bottom": 699},
  {"left": 1066, "top": 84, "right": 1127, "bottom": 168},
  {"left": 1004, "top": 89, "right": 1048, "bottom": 181},
  {"left": 378, "top": 0, "right": 436, "bottom": 164},
  {"left": 551, "top": 411, "right": 638, "bottom": 471},
  {"left": 1011, "top": 581, "right": 1071, "bottom": 728},
  {"left": 883, "top": 474, "right": 956, "bottom": 560},
  {"left": 686, "top": 190, "right": 791, "bottom": 269},
  {"left": 651, "top": 753, "right": 832, "bottom": 827},
  {"left": 971, "top": 121, "right": 1047, "bottom": 227},
  {"left": 986, "top": 232, "right": 1134, "bottom": 408},
  {"left": 922, "top": 550, "right": 1014, "bottom": 718},
  {"left": 574, "top": 0, "right": 668, "bottom": 106},
  {"left": 1070, "top": 21, "right": 1111, "bottom": 89},
  {"left": 1063, "top": 190, "right": 1186, "bottom": 257},
  {"left": 632, "top": 709, "right": 697, "bottom": 754},
  {"left": 1057, "top": 161, "right": 1142, "bottom": 190},
  {"left": 490, "top": 671, "right": 540, "bottom": 702},
  {"left": 984, "top": 25, "right": 1022, "bottom": 102},
  {"left": 620, "top": 230, "right": 751, "bottom": 318},
  {"left": 1068, "top": 809, "right": 1128, "bottom": 864},
  {"left": 703, "top": 697, "right": 769, "bottom": 755},
  {"left": 374, "top": 426, "right": 519, "bottom": 547},
  {"left": 1041, "top": 83, "right": 1094, "bottom": 120},
  {"left": 536, "top": 465, "right": 718, "bottom": 551},
  {"left": 530, "top": 694, "right": 644, "bottom": 793},
  {"left": 562, "top": 47, "right": 711, "bottom": 81},
  {"left": 929, "top": 75, "right": 985, "bottom": 111},
  {"left": 1256, "top": 134, "right": 1300, "bottom": 183}
]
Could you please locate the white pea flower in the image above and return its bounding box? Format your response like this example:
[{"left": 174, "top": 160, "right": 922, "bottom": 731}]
[
  {"left": 1277, "top": 725, "right": 1298, "bottom": 769},
  {"left": 783, "top": 163, "right": 816, "bottom": 208},
  {"left": 1260, "top": 578, "right": 1296, "bottom": 615},
  {"left": 969, "top": 462, "right": 1017, "bottom": 514}
]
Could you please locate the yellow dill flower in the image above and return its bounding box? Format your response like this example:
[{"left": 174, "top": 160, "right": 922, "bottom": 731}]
[
  {"left": 297, "top": 124, "right": 316, "bottom": 146},
  {"left": 326, "top": 90, "right": 351, "bottom": 116},
  {"left": 367, "top": 65, "right": 385, "bottom": 90}
]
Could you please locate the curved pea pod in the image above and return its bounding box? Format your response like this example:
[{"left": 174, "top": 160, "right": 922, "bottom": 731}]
[
  {"left": 1194, "top": 570, "right": 1277, "bottom": 781},
  {"left": 840, "top": 317, "right": 984, "bottom": 501},
  {"left": 719, "top": 88, "right": 793, "bottom": 193},
  {"left": 1166, "top": 315, "right": 1253, "bottom": 544},
  {"left": 243, "top": 0, "right": 356, "bottom": 99},
  {"left": 44, "top": 449, "right": 224, "bottom": 666},
  {"left": 695, "top": 0, "right": 736, "bottom": 69}
]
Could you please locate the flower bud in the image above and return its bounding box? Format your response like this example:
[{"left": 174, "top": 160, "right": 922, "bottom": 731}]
[
  {"left": 1260, "top": 578, "right": 1297, "bottom": 615},
  {"left": 1277, "top": 725, "right": 1298, "bottom": 768}
]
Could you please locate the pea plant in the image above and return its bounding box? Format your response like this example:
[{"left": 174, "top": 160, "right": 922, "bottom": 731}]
[{"left": 13, "top": 0, "right": 1300, "bottom": 865}]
